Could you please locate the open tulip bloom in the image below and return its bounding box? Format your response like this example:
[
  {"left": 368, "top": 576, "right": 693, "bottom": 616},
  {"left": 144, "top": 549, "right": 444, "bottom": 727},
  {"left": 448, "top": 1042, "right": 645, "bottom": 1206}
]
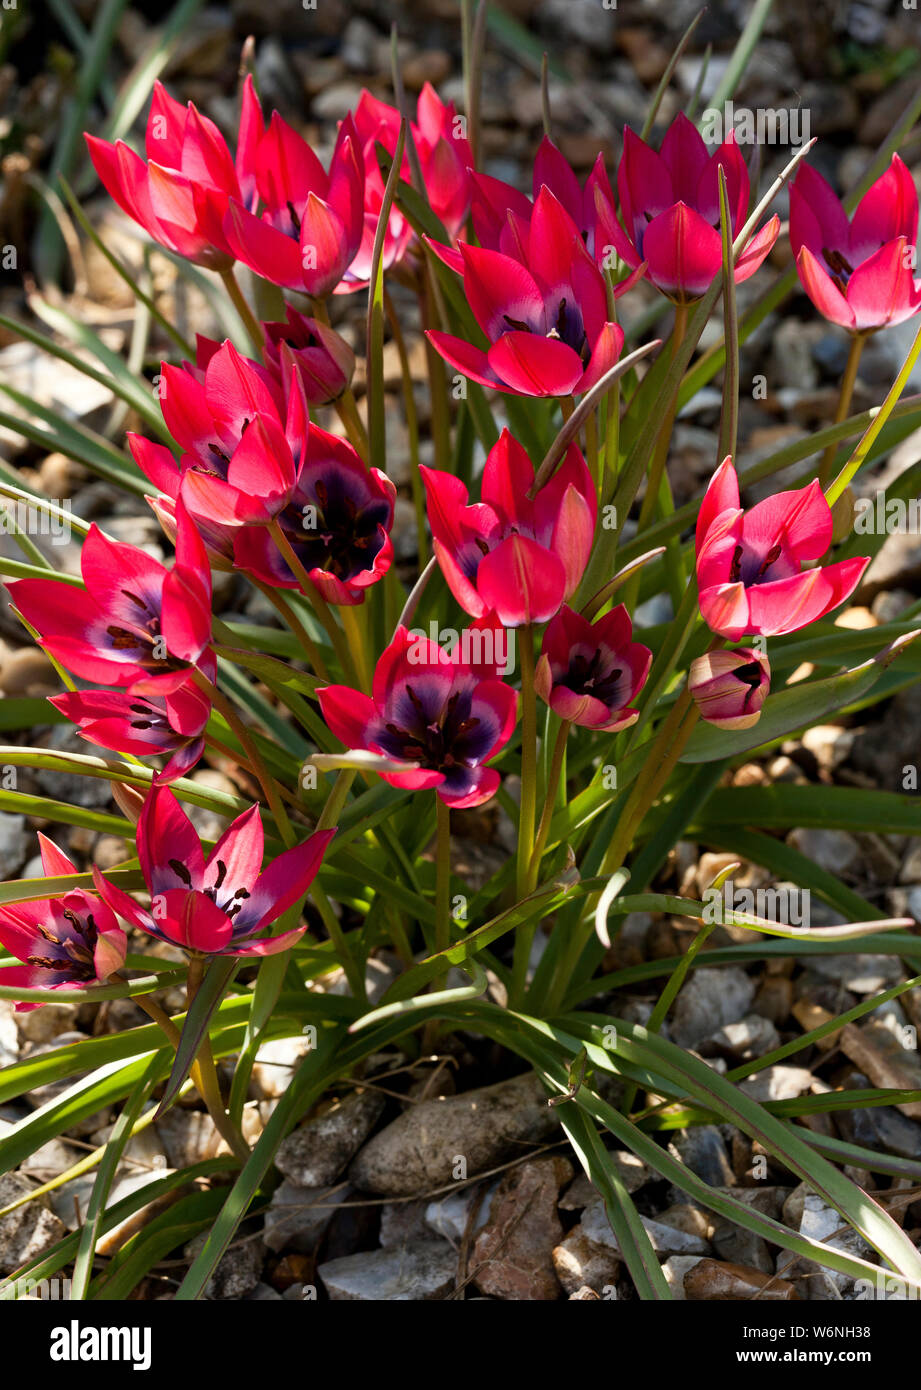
[
  {"left": 426, "top": 186, "right": 627, "bottom": 396},
  {"left": 8, "top": 502, "right": 213, "bottom": 694},
  {"left": 6, "top": 29, "right": 921, "bottom": 1303},
  {"left": 695, "top": 458, "right": 869, "bottom": 640},
  {"left": 318, "top": 622, "right": 518, "bottom": 808},
  {"left": 0, "top": 837, "right": 126, "bottom": 1011},
  {"left": 93, "top": 787, "right": 335, "bottom": 957},
  {"left": 535, "top": 604, "right": 651, "bottom": 732},
  {"left": 790, "top": 155, "right": 921, "bottom": 331},
  {"left": 49, "top": 670, "right": 213, "bottom": 784}
]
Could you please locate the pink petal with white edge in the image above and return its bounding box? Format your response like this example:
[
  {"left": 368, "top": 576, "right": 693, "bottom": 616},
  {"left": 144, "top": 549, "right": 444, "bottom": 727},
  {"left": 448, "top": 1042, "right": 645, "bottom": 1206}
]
[{"left": 698, "top": 581, "right": 752, "bottom": 640}]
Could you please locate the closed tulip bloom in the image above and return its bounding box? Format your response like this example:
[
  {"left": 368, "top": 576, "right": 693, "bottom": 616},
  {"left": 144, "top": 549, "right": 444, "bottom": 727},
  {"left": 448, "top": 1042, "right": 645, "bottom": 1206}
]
[
  {"left": 689, "top": 648, "right": 771, "bottom": 730},
  {"left": 790, "top": 155, "right": 921, "bottom": 331},
  {"left": 222, "top": 112, "right": 364, "bottom": 297},
  {"left": 598, "top": 112, "right": 779, "bottom": 302},
  {"left": 421, "top": 430, "right": 596, "bottom": 627},
  {"left": 85, "top": 77, "right": 263, "bottom": 270},
  {"left": 262, "top": 307, "right": 356, "bottom": 405},
  {"left": 535, "top": 604, "right": 652, "bottom": 732},
  {"left": 695, "top": 458, "right": 869, "bottom": 640}
]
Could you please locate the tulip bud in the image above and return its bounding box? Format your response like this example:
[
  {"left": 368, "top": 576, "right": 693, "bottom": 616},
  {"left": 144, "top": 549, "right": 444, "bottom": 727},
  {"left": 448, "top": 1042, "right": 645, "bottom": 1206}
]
[
  {"left": 689, "top": 648, "right": 770, "bottom": 730},
  {"left": 263, "top": 308, "right": 355, "bottom": 405},
  {"left": 112, "top": 781, "right": 147, "bottom": 824}
]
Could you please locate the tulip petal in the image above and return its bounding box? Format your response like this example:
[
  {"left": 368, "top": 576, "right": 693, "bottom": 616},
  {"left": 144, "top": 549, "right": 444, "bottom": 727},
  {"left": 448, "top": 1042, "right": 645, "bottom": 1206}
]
[
  {"left": 642, "top": 202, "right": 722, "bottom": 299},
  {"left": 847, "top": 237, "right": 921, "bottom": 331},
  {"left": 487, "top": 331, "right": 583, "bottom": 396},
  {"left": 795, "top": 246, "right": 856, "bottom": 330},
  {"left": 477, "top": 533, "right": 567, "bottom": 625},
  {"left": 318, "top": 684, "right": 379, "bottom": 750}
]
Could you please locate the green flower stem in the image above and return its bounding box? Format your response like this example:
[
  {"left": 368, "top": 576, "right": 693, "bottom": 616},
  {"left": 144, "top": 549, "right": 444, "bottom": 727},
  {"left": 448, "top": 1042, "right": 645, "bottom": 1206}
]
[
  {"left": 826, "top": 313, "right": 921, "bottom": 506},
  {"left": 192, "top": 668, "right": 294, "bottom": 849},
  {"left": 620, "top": 913, "right": 718, "bottom": 1116},
  {"left": 309, "top": 769, "right": 365, "bottom": 1001},
  {"left": 585, "top": 408, "right": 600, "bottom": 491},
  {"left": 340, "top": 600, "right": 371, "bottom": 692},
  {"left": 219, "top": 266, "right": 264, "bottom": 357},
  {"left": 421, "top": 270, "right": 452, "bottom": 473},
  {"left": 820, "top": 331, "right": 866, "bottom": 487},
  {"left": 117, "top": 969, "right": 249, "bottom": 1164},
  {"left": 511, "top": 627, "right": 539, "bottom": 1007},
  {"left": 543, "top": 690, "right": 700, "bottom": 1018},
  {"left": 267, "top": 517, "right": 356, "bottom": 683},
  {"left": 620, "top": 301, "right": 688, "bottom": 613},
  {"left": 528, "top": 718, "right": 571, "bottom": 890},
  {"left": 601, "top": 687, "right": 698, "bottom": 880},
  {"left": 384, "top": 287, "right": 427, "bottom": 565},
  {"left": 185, "top": 957, "right": 251, "bottom": 1163},
  {"left": 253, "top": 579, "right": 330, "bottom": 681},
  {"left": 435, "top": 796, "right": 451, "bottom": 958}
]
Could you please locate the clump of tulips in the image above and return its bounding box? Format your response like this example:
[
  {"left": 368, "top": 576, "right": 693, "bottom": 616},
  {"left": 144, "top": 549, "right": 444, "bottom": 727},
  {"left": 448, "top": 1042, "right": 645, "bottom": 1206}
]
[{"left": 3, "top": 16, "right": 921, "bottom": 1305}]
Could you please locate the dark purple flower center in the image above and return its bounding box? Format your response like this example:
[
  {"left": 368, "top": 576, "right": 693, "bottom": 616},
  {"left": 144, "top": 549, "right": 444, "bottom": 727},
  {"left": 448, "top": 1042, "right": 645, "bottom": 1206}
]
[
  {"left": 504, "top": 294, "right": 587, "bottom": 358},
  {"left": 728, "top": 542, "right": 786, "bottom": 587},
  {"left": 732, "top": 661, "right": 764, "bottom": 709},
  {"left": 279, "top": 473, "right": 389, "bottom": 582},
  {"left": 106, "top": 589, "right": 184, "bottom": 671},
  {"left": 822, "top": 246, "right": 854, "bottom": 294},
  {"left": 377, "top": 685, "right": 482, "bottom": 775},
  {"left": 165, "top": 857, "right": 252, "bottom": 921},
  {"left": 128, "top": 699, "right": 168, "bottom": 732},
  {"left": 559, "top": 647, "right": 624, "bottom": 705},
  {"left": 27, "top": 908, "right": 98, "bottom": 982}
]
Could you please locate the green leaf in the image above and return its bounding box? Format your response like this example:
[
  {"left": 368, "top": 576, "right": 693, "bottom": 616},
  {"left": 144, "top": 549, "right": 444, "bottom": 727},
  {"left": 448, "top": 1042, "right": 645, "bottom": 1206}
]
[
  {"left": 695, "top": 783, "right": 921, "bottom": 836},
  {"left": 157, "top": 958, "right": 238, "bottom": 1118}
]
